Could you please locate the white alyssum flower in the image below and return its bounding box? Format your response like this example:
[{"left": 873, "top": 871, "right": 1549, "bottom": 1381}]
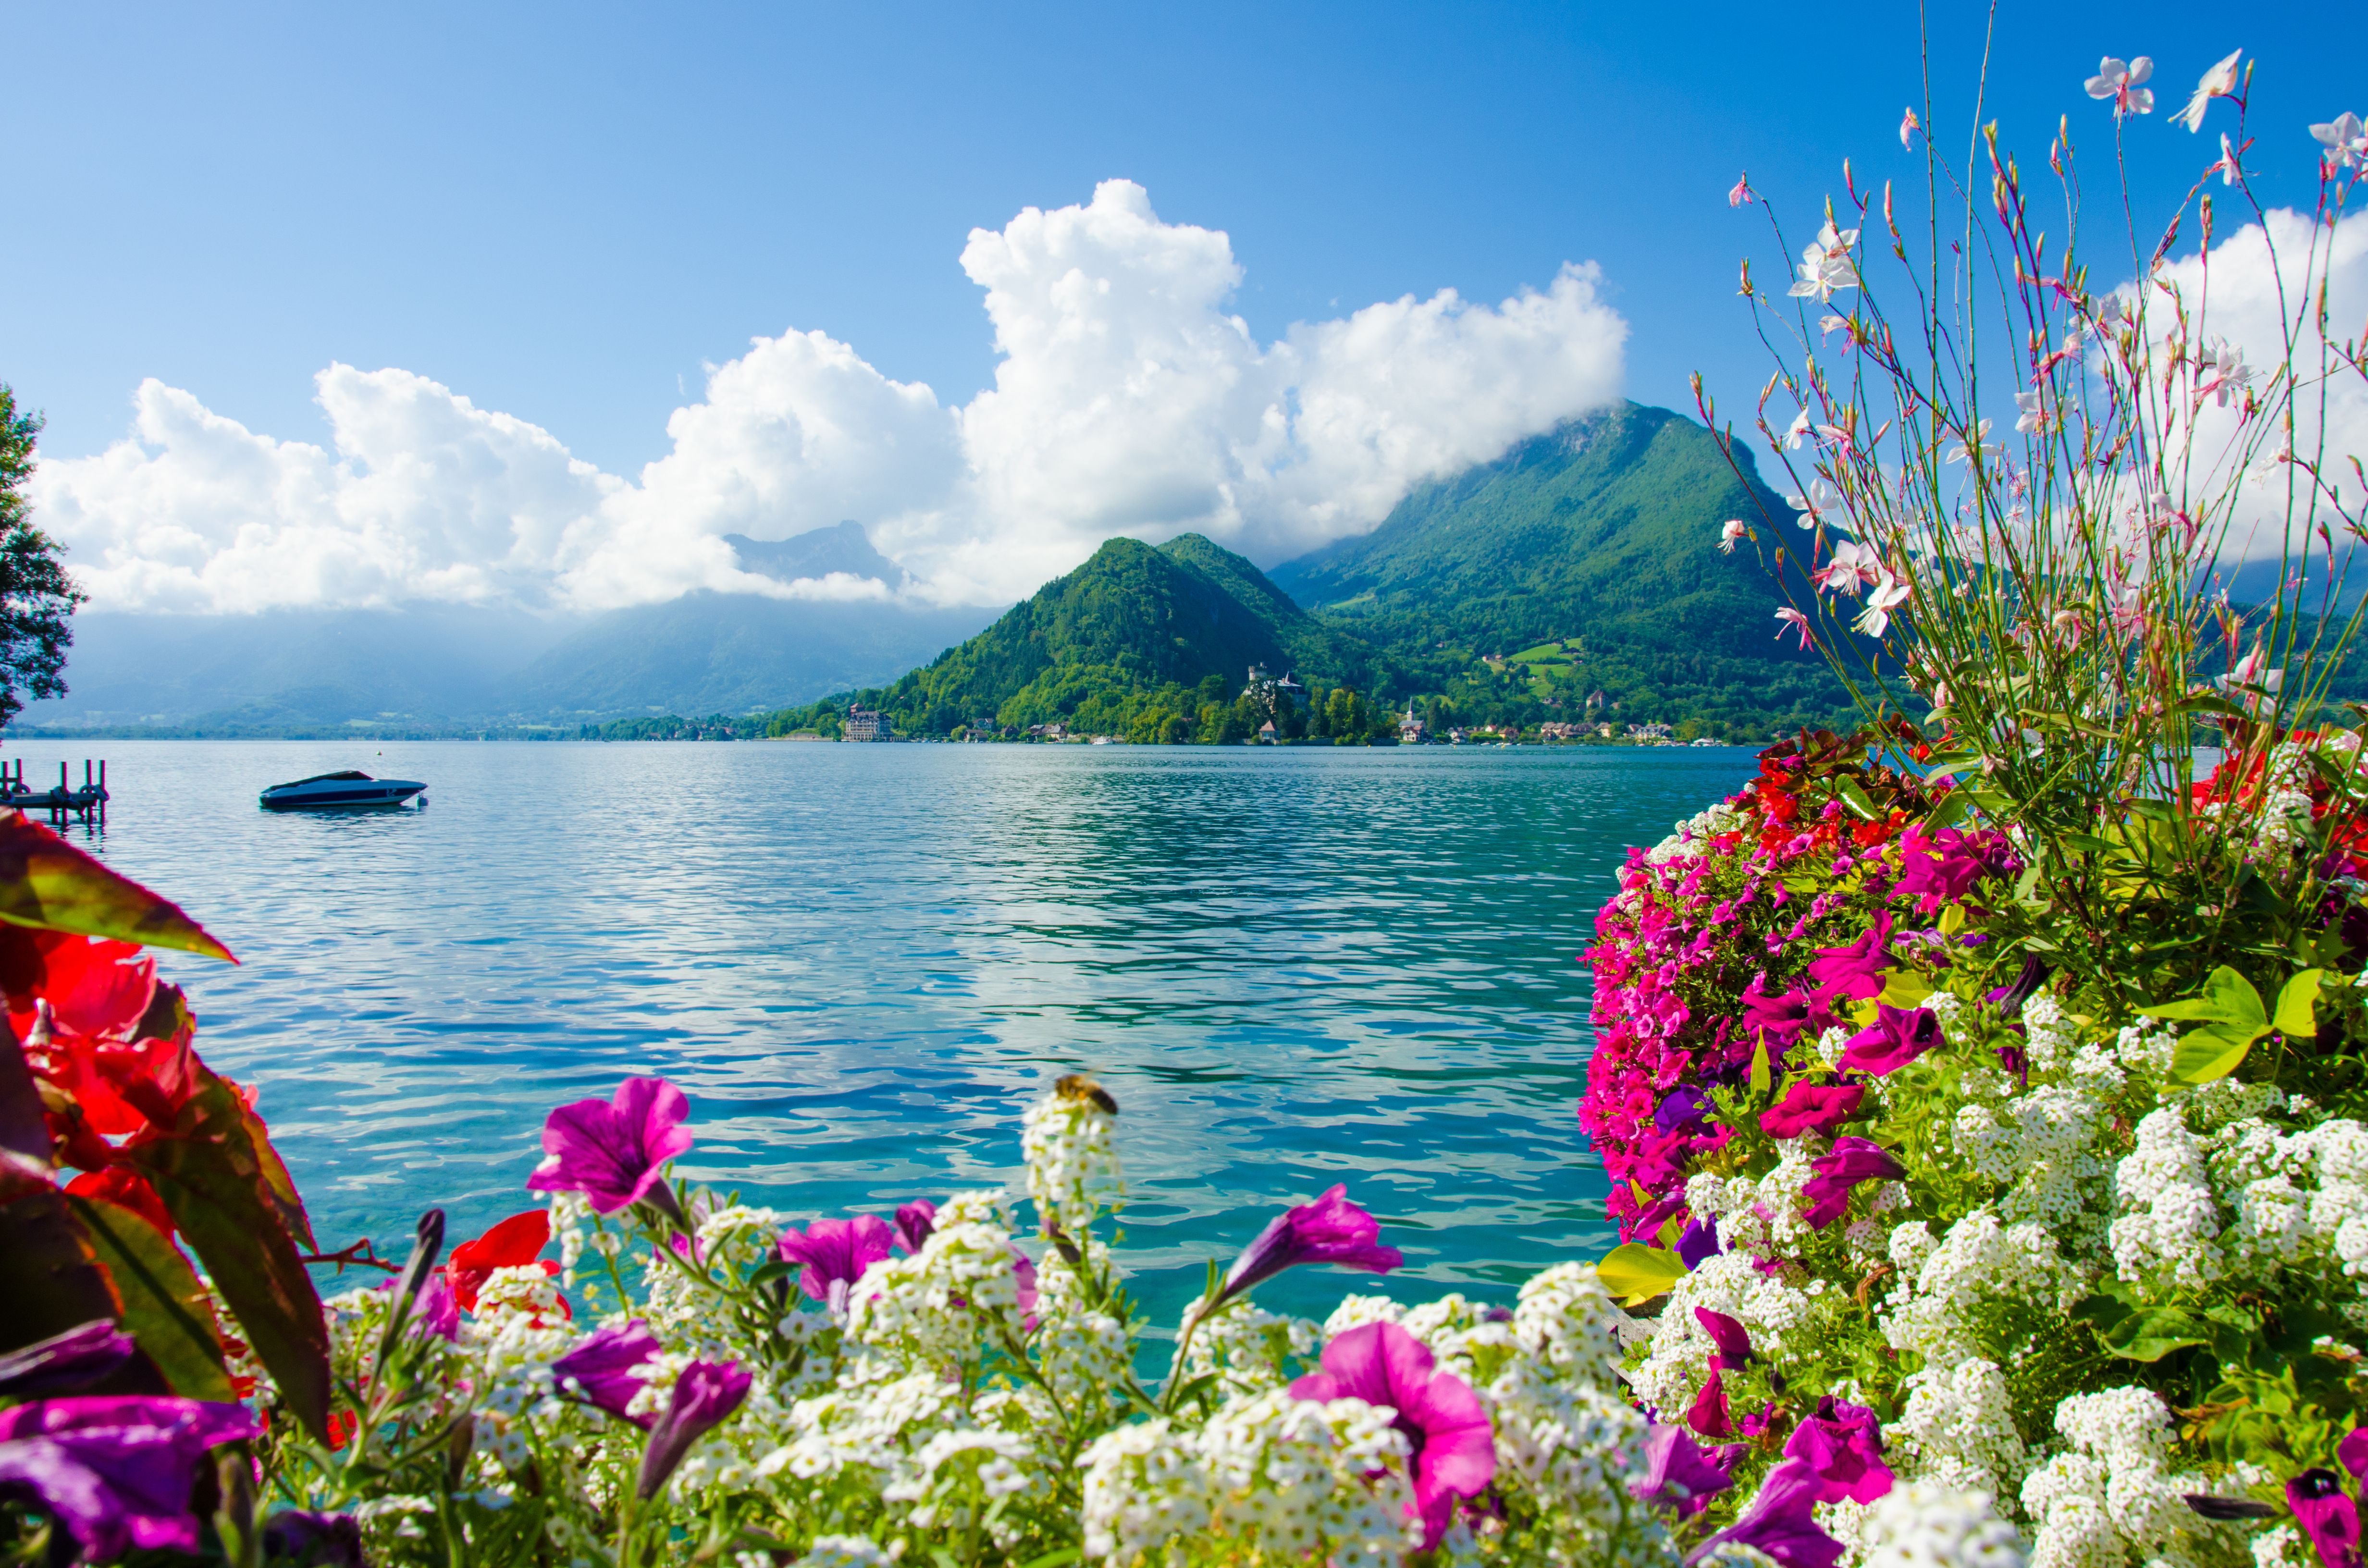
[{"left": 1859, "top": 1480, "right": 2026, "bottom": 1568}]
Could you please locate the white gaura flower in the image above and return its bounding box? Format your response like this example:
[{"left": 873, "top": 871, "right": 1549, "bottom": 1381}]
[
  {"left": 2312, "top": 112, "right": 2367, "bottom": 173},
  {"left": 1788, "top": 224, "right": 1861, "bottom": 302},
  {"left": 2013, "top": 390, "right": 2049, "bottom": 434},
  {"left": 1774, "top": 606, "right": 1815, "bottom": 651},
  {"left": 1730, "top": 172, "right": 1757, "bottom": 208},
  {"left": 2172, "top": 49, "right": 2243, "bottom": 132},
  {"left": 1855, "top": 573, "right": 1912, "bottom": 637},
  {"left": 1784, "top": 409, "right": 1815, "bottom": 449},
  {"left": 1787, "top": 476, "right": 1844, "bottom": 527},
  {"left": 1900, "top": 107, "right": 1922, "bottom": 149},
  {"left": 2195, "top": 338, "right": 2251, "bottom": 407},
  {"left": 1945, "top": 420, "right": 1999, "bottom": 466},
  {"left": 1719, "top": 519, "right": 1751, "bottom": 554},
  {"left": 2211, "top": 132, "right": 2245, "bottom": 186},
  {"left": 1813, "top": 541, "right": 1885, "bottom": 597},
  {"left": 2084, "top": 56, "right": 2155, "bottom": 118}
]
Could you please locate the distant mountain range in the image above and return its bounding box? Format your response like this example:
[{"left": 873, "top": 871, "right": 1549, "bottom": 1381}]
[
  {"left": 17, "top": 402, "right": 1865, "bottom": 741},
  {"left": 12, "top": 526, "right": 1000, "bottom": 735}
]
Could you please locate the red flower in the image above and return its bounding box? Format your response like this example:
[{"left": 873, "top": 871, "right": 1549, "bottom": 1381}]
[
  {"left": 446, "top": 1212, "right": 557, "bottom": 1312},
  {"left": 65, "top": 1167, "right": 176, "bottom": 1240}
]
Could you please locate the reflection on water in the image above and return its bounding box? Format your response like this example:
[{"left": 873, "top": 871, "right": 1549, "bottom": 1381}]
[{"left": 48, "top": 739, "right": 1751, "bottom": 1326}]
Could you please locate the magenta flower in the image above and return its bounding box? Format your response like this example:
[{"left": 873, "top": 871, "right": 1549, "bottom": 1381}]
[
  {"left": 552, "top": 1320, "right": 662, "bottom": 1427},
  {"left": 1687, "top": 1367, "right": 1732, "bottom": 1438},
  {"left": 2344, "top": 1428, "right": 2368, "bottom": 1485},
  {"left": 1631, "top": 1422, "right": 1741, "bottom": 1517},
  {"left": 1695, "top": 1307, "right": 1753, "bottom": 1366},
  {"left": 2289, "top": 1470, "right": 2361, "bottom": 1568},
  {"left": 1219, "top": 1185, "right": 1405, "bottom": 1307},
  {"left": 1741, "top": 983, "right": 1827, "bottom": 1049},
  {"left": 1801, "top": 1137, "right": 1906, "bottom": 1229},
  {"left": 1011, "top": 1244, "right": 1041, "bottom": 1328},
  {"left": 1837, "top": 1005, "right": 1944, "bottom": 1077},
  {"left": 1290, "top": 1322, "right": 1495, "bottom": 1549},
  {"left": 1760, "top": 1081, "right": 1866, "bottom": 1139},
  {"left": 636, "top": 1359, "right": 752, "bottom": 1501},
  {"left": 0, "top": 1396, "right": 260, "bottom": 1560},
  {"left": 0, "top": 1322, "right": 135, "bottom": 1397},
  {"left": 526, "top": 1077, "right": 693, "bottom": 1218},
  {"left": 1807, "top": 916, "right": 1893, "bottom": 1004},
  {"left": 777, "top": 1215, "right": 897, "bottom": 1307},
  {"left": 1688, "top": 1458, "right": 1846, "bottom": 1568},
  {"left": 1784, "top": 1395, "right": 1892, "bottom": 1504},
  {"left": 894, "top": 1199, "right": 937, "bottom": 1253}
]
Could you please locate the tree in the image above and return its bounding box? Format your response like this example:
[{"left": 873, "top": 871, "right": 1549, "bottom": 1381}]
[{"left": 0, "top": 386, "right": 83, "bottom": 727}]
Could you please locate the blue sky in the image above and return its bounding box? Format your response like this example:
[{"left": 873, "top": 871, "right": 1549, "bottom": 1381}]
[{"left": 1, "top": 1, "right": 2356, "bottom": 609}]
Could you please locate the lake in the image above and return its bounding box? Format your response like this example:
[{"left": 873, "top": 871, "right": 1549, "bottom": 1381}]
[{"left": 39, "top": 739, "right": 1753, "bottom": 1331}]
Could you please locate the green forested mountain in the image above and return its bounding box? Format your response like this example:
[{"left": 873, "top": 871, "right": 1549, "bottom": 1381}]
[
  {"left": 760, "top": 534, "right": 1372, "bottom": 741},
  {"left": 1271, "top": 401, "right": 1852, "bottom": 736},
  {"left": 722, "top": 403, "right": 1855, "bottom": 746}
]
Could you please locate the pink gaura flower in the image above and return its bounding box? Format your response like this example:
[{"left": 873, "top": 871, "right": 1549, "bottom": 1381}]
[
  {"left": 1773, "top": 607, "right": 1814, "bottom": 650},
  {"left": 1291, "top": 1322, "right": 1495, "bottom": 1549},
  {"left": 1729, "top": 172, "right": 1756, "bottom": 208}
]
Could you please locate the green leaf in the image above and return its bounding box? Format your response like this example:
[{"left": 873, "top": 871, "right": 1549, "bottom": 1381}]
[
  {"left": 2142, "top": 965, "right": 2268, "bottom": 1029},
  {"left": 0, "top": 815, "right": 234, "bottom": 962},
  {"left": 2171, "top": 1024, "right": 2262, "bottom": 1085},
  {"left": 1748, "top": 1033, "right": 1772, "bottom": 1096},
  {"left": 0, "top": 1168, "right": 148, "bottom": 1376},
  {"left": 2102, "top": 1305, "right": 2210, "bottom": 1362},
  {"left": 2273, "top": 969, "right": 2327, "bottom": 1038},
  {"left": 1596, "top": 1244, "right": 1688, "bottom": 1307},
  {"left": 1878, "top": 970, "right": 1935, "bottom": 1008},
  {"left": 69, "top": 1194, "right": 235, "bottom": 1401},
  {"left": 1834, "top": 776, "right": 1880, "bottom": 821},
  {"left": 124, "top": 1067, "right": 331, "bottom": 1441}
]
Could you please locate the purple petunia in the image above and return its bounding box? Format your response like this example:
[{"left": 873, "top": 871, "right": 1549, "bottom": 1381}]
[
  {"left": 526, "top": 1077, "right": 693, "bottom": 1219},
  {"left": 552, "top": 1320, "right": 663, "bottom": 1427},
  {"left": 1759, "top": 1080, "right": 1865, "bottom": 1139},
  {"left": 1631, "top": 1422, "right": 1742, "bottom": 1517},
  {"left": 1801, "top": 1137, "right": 1906, "bottom": 1230},
  {"left": 1291, "top": 1322, "right": 1495, "bottom": 1550},
  {"left": 636, "top": 1359, "right": 752, "bottom": 1502},
  {"left": 1656, "top": 1087, "right": 1716, "bottom": 1133},
  {"left": 1837, "top": 1005, "right": 1945, "bottom": 1078},
  {"left": 1688, "top": 1458, "right": 1847, "bottom": 1568},
  {"left": 0, "top": 1322, "right": 135, "bottom": 1398},
  {"left": 777, "top": 1216, "right": 898, "bottom": 1310},
  {"left": 1218, "top": 1185, "right": 1404, "bottom": 1307},
  {"left": 0, "top": 1396, "right": 261, "bottom": 1561},
  {"left": 1784, "top": 1395, "right": 1892, "bottom": 1505},
  {"left": 1675, "top": 1215, "right": 1722, "bottom": 1270},
  {"left": 1807, "top": 914, "right": 1895, "bottom": 1004},
  {"left": 2289, "top": 1469, "right": 2362, "bottom": 1568},
  {"left": 893, "top": 1200, "right": 937, "bottom": 1253}
]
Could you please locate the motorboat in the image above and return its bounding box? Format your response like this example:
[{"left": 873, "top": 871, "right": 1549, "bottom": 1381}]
[{"left": 259, "top": 771, "right": 427, "bottom": 811}]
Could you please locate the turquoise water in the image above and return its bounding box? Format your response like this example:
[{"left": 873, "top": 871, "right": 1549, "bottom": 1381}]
[{"left": 42, "top": 740, "right": 1751, "bottom": 1330}]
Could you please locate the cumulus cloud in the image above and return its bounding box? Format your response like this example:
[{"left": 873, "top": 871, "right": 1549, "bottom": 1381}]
[
  {"left": 2133, "top": 207, "right": 2367, "bottom": 559},
  {"left": 32, "top": 180, "right": 1628, "bottom": 613}
]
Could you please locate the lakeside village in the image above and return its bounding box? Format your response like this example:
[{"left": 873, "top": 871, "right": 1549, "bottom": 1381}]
[{"left": 789, "top": 662, "right": 1734, "bottom": 748}]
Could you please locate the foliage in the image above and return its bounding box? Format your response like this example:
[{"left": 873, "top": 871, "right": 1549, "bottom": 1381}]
[{"left": 0, "top": 385, "right": 85, "bottom": 728}]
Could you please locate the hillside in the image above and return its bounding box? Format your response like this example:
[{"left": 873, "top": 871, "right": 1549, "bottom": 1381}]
[
  {"left": 761, "top": 534, "right": 1370, "bottom": 740},
  {"left": 1270, "top": 401, "right": 1853, "bottom": 735}
]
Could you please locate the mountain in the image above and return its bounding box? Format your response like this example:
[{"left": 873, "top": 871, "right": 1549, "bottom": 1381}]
[
  {"left": 12, "top": 522, "right": 1001, "bottom": 734},
  {"left": 799, "top": 533, "right": 1360, "bottom": 737},
  {"left": 15, "top": 606, "right": 579, "bottom": 732},
  {"left": 1269, "top": 401, "right": 1852, "bottom": 734},
  {"left": 498, "top": 592, "right": 997, "bottom": 720}
]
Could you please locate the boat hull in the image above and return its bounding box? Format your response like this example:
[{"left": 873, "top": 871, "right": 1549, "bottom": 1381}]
[{"left": 259, "top": 782, "right": 427, "bottom": 811}]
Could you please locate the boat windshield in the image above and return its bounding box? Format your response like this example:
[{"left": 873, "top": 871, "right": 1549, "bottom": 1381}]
[{"left": 270, "top": 771, "right": 375, "bottom": 788}]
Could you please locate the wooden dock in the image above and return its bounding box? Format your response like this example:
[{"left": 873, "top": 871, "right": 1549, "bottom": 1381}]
[{"left": 1, "top": 760, "right": 109, "bottom": 825}]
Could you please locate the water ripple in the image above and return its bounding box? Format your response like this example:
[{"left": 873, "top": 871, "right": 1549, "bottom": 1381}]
[{"left": 50, "top": 739, "right": 1750, "bottom": 1327}]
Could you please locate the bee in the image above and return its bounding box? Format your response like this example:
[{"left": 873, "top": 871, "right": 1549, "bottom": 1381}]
[{"left": 1054, "top": 1073, "right": 1118, "bottom": 1115}]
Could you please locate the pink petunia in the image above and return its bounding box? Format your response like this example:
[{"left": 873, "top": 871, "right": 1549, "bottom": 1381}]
[{"left": 1291, "top": 1322, "right": 1495, "bottom": 1549}]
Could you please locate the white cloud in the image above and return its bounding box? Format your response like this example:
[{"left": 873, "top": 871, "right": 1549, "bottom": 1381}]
[
  {"left": 31, "top": 180, "right": 1628, "bottom": 613},
  {"left": 2133, "top": 208, "right": 2367, "bottom": 560}
]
